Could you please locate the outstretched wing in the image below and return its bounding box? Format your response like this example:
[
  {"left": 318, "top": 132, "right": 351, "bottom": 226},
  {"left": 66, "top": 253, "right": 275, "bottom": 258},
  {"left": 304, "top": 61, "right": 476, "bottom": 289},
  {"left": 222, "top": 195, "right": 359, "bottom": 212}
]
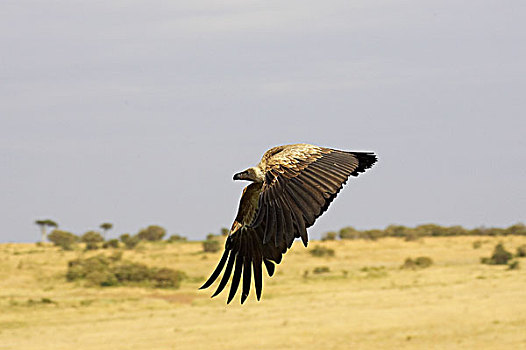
[
  {"left": 251, "top": 145, "right": 377, "bottom": 248},
  {"left": 200, "top": 145, "right": 377, "bottom": 304},
  {"left": 199, "top": 182, "right": 286, "bottom": 304}
]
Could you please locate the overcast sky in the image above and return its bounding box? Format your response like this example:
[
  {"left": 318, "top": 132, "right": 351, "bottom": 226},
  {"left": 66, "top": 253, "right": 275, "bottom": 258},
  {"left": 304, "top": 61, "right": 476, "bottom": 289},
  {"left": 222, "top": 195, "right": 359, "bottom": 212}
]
[{"left": 1, "top": 1, "right": 525, "bottom": 243}]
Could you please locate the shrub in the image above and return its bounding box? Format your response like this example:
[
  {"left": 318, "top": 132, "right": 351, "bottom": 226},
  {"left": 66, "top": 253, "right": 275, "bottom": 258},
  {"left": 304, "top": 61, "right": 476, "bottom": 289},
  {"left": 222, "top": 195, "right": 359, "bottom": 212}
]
[
  {"left": 81, "top": 231, "right": 104, "bottom": 244},
  {"left": 473, "top": 240, "right": 482, "bottom": 249},
  {"left": 401, "top": 256, "right": 433, "bottom": 269},
  {"left": 384, "top": 225, "right": 409, "bottom": 237},
  {"left": 66, "top": 254, "right": 185, "bottom": 289},
  {"left": 81, "top": 231, "right": 104, "bottom": 251},
  {"left": 321, "top": 232, "right": 337, "bottom": 241},
  {"left": 363, "top": 229, "right": 384, "bottom": 240},
  {"left": 206, "top": 233, "right": 217, "bottom": 240},
  {"left": 202, "top": 239, "right": 221, "bottom": 253},
  {"left": 86, "top": 270, "right": 119, "bottom": 287},
  {"left": 508, "top": 260, "right": 520, "bottom": 270},
  {"left": 312, "top": 266, "right": 330, "bottom": 274},
  {"left": 167, "top": 234, "right": 187, "bottom": 242},
  {"left": 102, "top": 239, "right": 120, "bottom": 249},
  {"left": 66, "top": 255, "right": 111, "bottom": 281},
  {"left": 481, "top": 243, "right": 513, "bottom": 265},
  {"left": 309, "top": 246, "right": 335, "bottom": 258},
  {"left": 120, "top": 234, "right": 140, "bottom": 249},
  {"left": 48, "top": 230, "right": 78, "bottom": 250},
  {"left": 151, "top": 268, "right": 186, "bottom": 288},
  {"left": 516, "top": 244, "right": 526, "bottom": 257},
  {"left": 339, "top": 226, "right": 359, "bottom": 240},
  {"left": 505, "top": 223, "right": 526, "bottom": 236},
  {"left": 137, "top": 225, "right": 166, "bottom": 241},
  {"left": 220, "top": 227, "right": 230, "bottom": 236},
  {"left": 112, "top": 262, "right": 151, "bottom": 282},
  {"left": 360, "top": 266, "right": 388, "bottom": 278}
]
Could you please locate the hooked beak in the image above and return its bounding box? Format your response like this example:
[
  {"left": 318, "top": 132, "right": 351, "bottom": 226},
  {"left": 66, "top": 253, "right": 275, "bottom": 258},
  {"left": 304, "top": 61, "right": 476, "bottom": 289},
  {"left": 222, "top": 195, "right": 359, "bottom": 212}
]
[{"left": 233, "top": 171, "right": 247, "bottom": 181}]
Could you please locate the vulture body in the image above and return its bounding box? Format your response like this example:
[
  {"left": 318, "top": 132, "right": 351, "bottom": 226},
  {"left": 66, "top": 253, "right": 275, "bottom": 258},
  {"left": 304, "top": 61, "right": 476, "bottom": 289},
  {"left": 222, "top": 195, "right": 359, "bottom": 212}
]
[{"left": 200, "top": 144, "right": 377, "bottom": 303}]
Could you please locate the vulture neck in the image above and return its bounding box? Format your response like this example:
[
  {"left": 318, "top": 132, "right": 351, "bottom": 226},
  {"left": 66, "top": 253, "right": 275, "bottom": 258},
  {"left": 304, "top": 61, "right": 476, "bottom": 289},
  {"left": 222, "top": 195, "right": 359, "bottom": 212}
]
[{"left": 251, "top": 166, "right": 265, "bottom": 183}]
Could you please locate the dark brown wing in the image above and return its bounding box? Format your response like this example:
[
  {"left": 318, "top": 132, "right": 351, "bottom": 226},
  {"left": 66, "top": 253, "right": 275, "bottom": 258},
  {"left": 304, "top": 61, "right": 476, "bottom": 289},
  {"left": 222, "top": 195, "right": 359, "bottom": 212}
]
[
  {"left": 199, "top": 182, "right": 286, "bottom": 304},
  {"left": 251, "top": 147, "right": 377, "bottom": 247}
]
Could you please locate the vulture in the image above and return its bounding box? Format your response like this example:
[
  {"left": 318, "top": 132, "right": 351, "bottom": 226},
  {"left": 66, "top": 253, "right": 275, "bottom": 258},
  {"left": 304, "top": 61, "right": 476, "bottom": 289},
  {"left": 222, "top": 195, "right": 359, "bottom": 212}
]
[{"left": 200, "top": 144, "right": 377, "bottom": 303}]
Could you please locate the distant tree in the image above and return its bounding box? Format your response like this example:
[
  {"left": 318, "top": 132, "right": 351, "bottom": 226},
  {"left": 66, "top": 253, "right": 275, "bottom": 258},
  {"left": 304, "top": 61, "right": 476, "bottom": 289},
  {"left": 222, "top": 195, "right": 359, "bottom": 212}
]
[
  {"left": 35, "top": 219, "right": 58, "bottom": 242},
  {"left": 102, "top": 239, "right": 120, "bottom": 249},
  {"left": 446, "top": 226, "right": 468, "bottom": 236},
  {"left": 506, "top": 223, "right": 526, "bottom": 236},
  {"left": 339, "top": 226, "right": 359, "bottom": 240},
  {"left": 81, "top": 231, "right": 104, "bottom": 250},
  {"left": 362, "top": 229, "right": 384, "bottom": 240},
  {"left": 206, "top": 233, "right": 217, "bottom": 240},
  {"left": 321, "top": 231, "right": 337, "bottom": 241},
  {"left": 120, "top": 233, "right": 140, "bottom": 249},
  {"left": 220, "top": 227, "right": 230, "bottom": 236},
  {"left": 99, "top": 223, "right": 113, "bottom": 240},
  {"left": 137, "top": 225, "right": 166, "bottom": 241},
  {"left": 384, "top": 225, "right": 408, "bottom": 237},
  {"left": 167, "top": 234, "right": 187, "bottom": 242},
  {"left": 414, "top": 224, "right": 445, "bottom": 237},
  {"left": 48, "top": 229, "right": 78, "bottom": 250}
]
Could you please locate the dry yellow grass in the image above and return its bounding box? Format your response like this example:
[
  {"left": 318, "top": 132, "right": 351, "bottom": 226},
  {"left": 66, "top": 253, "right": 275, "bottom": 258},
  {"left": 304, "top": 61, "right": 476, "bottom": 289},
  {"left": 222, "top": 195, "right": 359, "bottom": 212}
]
[{"left": 1, "top": 236, "right": 526, "bottom": 350}]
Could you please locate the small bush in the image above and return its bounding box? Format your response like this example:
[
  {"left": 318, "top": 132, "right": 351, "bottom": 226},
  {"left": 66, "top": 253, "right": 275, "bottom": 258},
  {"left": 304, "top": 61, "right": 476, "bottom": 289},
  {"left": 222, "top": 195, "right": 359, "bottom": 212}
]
[
  {"left": 112, "top": 262, "right": 151, "bottom": 282},
  {"left": 339, "top": 226, "right": 359, "bottom": 240},
  {"left": 81, "top": 231, "right": 104, "bottom": 244},
  {"left": 120, "top": 234, "right": 140, "bottom": 249},
  {"left": 66, "top": 254, "right": 185, "bottom": 289},
  {"left": 321, "top": 232, "right": 337, "bottom": 241},
  {"left": 167, "top": 234, "right": 187, "bottom": 242},
  {"left": 48, "top": 230, "right": 78, "bottom": 250},
  {"left": 81, "top": 231, "right": 104, "bottom": 250},
  {"left": 86, "top": 270, "right": 119, "bottom": 287},
  {"left": 508, "top": 260, "right": 520, "bottom": 270},
  {"left": 309, "top": 246, "right": 335, "bottom": 258},
  {"left": 151, "top": 268, "right": 186, "bottom": 288},
  {"left": 401, "top": 256, "right": 433, "bottom": 269},
  {"left": 202, "top": 239, "right": 221, "bottom": 253},
  {"left": 516, "top": 244, "right": 526, "bottom": 257},
  {"left": 473, "top": 240, "right": 482, "bottom": 249},
  {"left": 360, "top": 266, "right": 388, "bottom": 278},
  {"left": 481, "top": 243, "right": 513, "bottom": 265},
  {"left": 102, "top": 239, "right": 120, "bottom": 249},
  {"left": 66, "top": 255, "right": 111, "bottom": 281},
  {"left": 312, "top": 266, "right": 330, "bottom": 274},
  {"left": 137, "top": 225, "right": 166, "bottom": 241}
]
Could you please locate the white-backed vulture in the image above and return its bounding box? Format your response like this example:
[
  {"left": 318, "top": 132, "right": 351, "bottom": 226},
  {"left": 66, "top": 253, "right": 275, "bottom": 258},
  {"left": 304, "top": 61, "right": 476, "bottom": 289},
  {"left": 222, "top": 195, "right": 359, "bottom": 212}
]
[{"left": 200, "top": 144, "right": 377, "bottom": 303}]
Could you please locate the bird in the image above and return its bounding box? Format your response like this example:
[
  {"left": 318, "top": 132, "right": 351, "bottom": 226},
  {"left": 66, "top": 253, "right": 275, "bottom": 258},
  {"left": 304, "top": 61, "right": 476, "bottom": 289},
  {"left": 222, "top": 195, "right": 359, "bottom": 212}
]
[{"left": 199, "top": 143, "right": 377, "bottom": 304}]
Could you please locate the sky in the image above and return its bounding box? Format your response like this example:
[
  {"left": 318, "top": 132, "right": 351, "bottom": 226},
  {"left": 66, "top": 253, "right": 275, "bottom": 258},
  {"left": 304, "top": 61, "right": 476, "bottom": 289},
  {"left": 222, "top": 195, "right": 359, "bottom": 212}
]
[{"left": 1, "top": 1, "right": 525, "bottom": 243}]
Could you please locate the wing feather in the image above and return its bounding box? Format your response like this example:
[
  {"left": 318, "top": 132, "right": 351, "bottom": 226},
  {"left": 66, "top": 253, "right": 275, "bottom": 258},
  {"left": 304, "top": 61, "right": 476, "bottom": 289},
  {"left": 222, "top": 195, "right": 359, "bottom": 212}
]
[
  {"left": 227, "top": 252, "right": 243, "bottom": 303},
  {"left": 211, "top": 250, "right": 236, "bottom": 297}
]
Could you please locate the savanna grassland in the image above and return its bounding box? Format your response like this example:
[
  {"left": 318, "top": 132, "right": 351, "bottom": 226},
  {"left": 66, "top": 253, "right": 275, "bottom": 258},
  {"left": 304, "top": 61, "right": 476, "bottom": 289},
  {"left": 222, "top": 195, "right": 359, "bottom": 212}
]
[{"left": 1, "top": 236, "right": 526, "bottom": 350}]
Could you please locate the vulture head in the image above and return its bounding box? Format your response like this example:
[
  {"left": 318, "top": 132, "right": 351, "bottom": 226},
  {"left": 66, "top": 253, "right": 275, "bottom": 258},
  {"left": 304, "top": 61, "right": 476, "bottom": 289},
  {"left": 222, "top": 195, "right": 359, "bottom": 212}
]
[{"left": 233, "top": 167, "right": 264, "bottom": 182}]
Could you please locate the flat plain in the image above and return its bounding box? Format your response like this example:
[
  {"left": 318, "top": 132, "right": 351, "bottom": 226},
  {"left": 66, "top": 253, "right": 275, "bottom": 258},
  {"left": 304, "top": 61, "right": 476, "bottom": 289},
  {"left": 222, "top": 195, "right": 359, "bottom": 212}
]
[{"left": 1, "top": 236, "right": 525, "bottom": 350}]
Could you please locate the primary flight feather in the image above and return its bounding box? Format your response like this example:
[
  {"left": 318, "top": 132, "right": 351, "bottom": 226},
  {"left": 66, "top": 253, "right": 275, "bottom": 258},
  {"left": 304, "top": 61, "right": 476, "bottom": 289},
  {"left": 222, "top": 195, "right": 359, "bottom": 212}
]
[{"left": 200, "top": 144, "right": 377, "bottom": 304}]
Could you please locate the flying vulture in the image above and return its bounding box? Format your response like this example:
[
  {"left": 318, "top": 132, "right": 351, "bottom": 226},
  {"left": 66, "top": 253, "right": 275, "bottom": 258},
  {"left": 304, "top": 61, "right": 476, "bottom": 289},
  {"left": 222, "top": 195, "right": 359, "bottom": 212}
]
[{"left": 200, "top": 144, "right": 377, "bottom": 303}]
